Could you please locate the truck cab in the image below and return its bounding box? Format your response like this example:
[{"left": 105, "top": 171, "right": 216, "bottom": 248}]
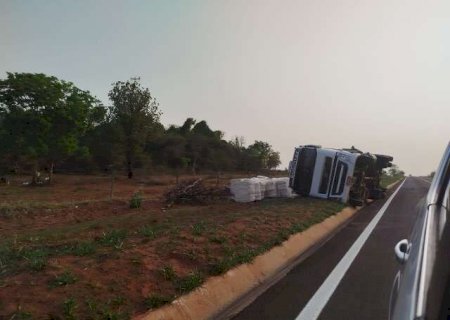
[{"left": 289, "top": 145, "right": 392, "bottom": 205}]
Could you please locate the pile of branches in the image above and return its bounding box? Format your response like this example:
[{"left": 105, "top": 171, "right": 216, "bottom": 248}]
[{"left": 164, "top": 179, "right": 229, "bottom": 207}]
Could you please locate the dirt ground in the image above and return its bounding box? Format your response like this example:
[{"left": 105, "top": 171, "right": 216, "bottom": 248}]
[{"left": 0, "top": 174, "right": 344, "bottom": 319}]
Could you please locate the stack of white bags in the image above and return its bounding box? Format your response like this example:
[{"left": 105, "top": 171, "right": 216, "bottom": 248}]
[{"left": 230, "top": 176, "right": 294, "bottom": 203}]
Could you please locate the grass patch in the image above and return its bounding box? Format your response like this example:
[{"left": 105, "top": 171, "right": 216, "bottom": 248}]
[
  {"left": 0, "top": 244, "right": 20, "bottom": 276},
  {"left": 160, "top": 265, "right": 176, "bottom": 281},
  {"left": 144, "top": 294, "right": 173, "bottom": 309},
  {"left": 22, "top": 247, "right": 48, "bottom": 271},
  {"left": 98, "top": 230, "right": 127, "bottom": 249},
  {"left": 62, "top": 297, "right": 78, "bottom": 320},
  {"left": 69, "top": 241, "right": 96, "bottom": 256},
  {"left": 380, "top": 174, "right": 403, "bottom": 188},
  {"left": 191, "top": 221, "right": 206, "bottom": 236},
  {"left": 138, "top": 225, "right": 159, "bottom": 239},
  {"left": 7, "top": 307, "right": 33, "bottom": 320},
  {"left": 209, "top": 235, "right": 227, "bottom": 244},
  {"left": 85, "top": 297, "right": 130, "bottom": 320},
  {"left": 49, "top": 270, "right": 78, "bottom": 288},
  {"left": 174, "top": 271, "right": 204, "bottom": 294},
  {"left": 129, "top": 192, "right": 142, "bottom": 209}
]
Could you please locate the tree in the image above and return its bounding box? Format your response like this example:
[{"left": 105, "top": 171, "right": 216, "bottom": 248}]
[
  {"left": 247, "top": 141, "right": 280, "bottom": 170},
  {"left": 0, "top": 72, "right": 104, "bottom": 183},
  {"left": 108, "top": 77, "right": 161, "bottom": 178},
  {"left": 267, "top": 151, "right": 281, "bottom": 169}
]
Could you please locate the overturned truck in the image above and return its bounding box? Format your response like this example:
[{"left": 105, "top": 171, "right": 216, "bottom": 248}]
[{"left": 288, "top": 145, "right": 393, "bottom": 206}]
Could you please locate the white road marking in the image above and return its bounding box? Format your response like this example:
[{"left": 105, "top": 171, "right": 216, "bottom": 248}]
[{"left": 295, "top": 178, "right": 407, "bottom": 320}]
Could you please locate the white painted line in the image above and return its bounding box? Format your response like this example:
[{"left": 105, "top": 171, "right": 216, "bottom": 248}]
[{"left": 295, "top": 178, "right": 407, "bottom": 320}]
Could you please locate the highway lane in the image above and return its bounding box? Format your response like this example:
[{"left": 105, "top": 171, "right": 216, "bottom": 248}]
[{"left": 233, "top": 177, "right": 430, "bottom": 320}]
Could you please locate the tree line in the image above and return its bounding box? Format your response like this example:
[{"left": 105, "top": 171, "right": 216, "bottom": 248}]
[{"left": 0, "top": 73, "right": 281, "bottom": 182}]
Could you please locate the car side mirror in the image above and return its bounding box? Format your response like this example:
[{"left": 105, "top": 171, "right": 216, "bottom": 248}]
[{"left": 394, "top": 239, "right": 409, "bottom": 264}]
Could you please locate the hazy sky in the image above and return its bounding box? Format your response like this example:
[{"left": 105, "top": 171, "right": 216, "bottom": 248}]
[{"left": 1, "top": 0, "right": 449, "bottom": 175}]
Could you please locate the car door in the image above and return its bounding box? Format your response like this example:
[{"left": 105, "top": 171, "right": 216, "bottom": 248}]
[{"left": 390, "top": 142, "right": 450, "bottom": 320}]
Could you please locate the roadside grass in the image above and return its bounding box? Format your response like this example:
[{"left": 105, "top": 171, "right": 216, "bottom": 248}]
[
  {"left": 144, "top": 294, "right": 174, "bottom": 310},
  {"left": 98, "top": 230, "right": 128, "bottom": 249},
  {"left": 174, "top": 271, "right": 204, "bottom": 294},
  {"left": 1, "top": 188, "right": 348, "bottom": 318},
  {"left": 69, "top": 241, "right": 97, "bottom": 256},
  {"left": 191, "top": 221, "right": 206, "bottom": 236},
  {"left": 160, "top": 265, "right": 176, "bottom": 281},
  {"left": 49, "top": 270, "right": 78, "bottom": 288},
  {"left": 8, "top": 309, "right": 33, "bottom": 320},
  {"left": 380, "top": 174, "right": 404, "bottom": 188},
  {"left": 138, "top": 225, "right": 160, "bottom": 239},
  {"left": 62, "top": 297, "right": 77, "bottom": 320}
]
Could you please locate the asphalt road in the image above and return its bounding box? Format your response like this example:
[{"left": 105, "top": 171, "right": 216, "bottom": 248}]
[{"left": 233, "top": 177, "right": 430, "bottom": 320}]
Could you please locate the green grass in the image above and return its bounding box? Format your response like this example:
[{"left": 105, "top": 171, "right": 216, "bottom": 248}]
[
  {"left": 209, "top": 235, "right": 227, "bottom": 244},
  {"left": 63, "top": 297, "right": 78, "bottom": 320},
  {"left": 129, "top": 192, "right": 143, "bottom": 209},
  {"left": 49, "top": 270, "right": 78, "bottom": 288},
  {"left": 70, "top": 241, "right": 96, "bottom": 256},
  {"left": 208, "top": 206, "right": 342, "bottom": 276},
  {"left": 144, "top": 294, "right": 173, "bottom": 309},
  {"left": 85, "top": 297, "right": 130, "bottom": 320},
  {"left": 22, "top": 247, "right": 48, "bottom": 271},
  {"left": 7, "top": 308, "right": 32, "bottom": 320},
  {"left": 174, "top": 271, "right": 204, "bottom": 294},
  {"left": 98, "top": 230, "right": 127, "bottom": 249},
  {"left": 191, "top": 221, "right": 206, "bottom": 236},
  {"left": 138, "top": 225, "right": 159, "bottom": 239},
  {"left": 160, "top": 265, "right": 176, "bottom": 281}
]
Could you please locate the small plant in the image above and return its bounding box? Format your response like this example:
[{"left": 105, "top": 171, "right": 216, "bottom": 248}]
[
  {"left": 0, "top": 244, "right": 19, "bottom": 274},
  {"left": 209, "top": 235, "right": 227, "bottom": 244},
  {"left": 160, "top": 265, "right": 176, "bottom": 281},
  {"left": 63, "top": 297, "right": 77, "bottom": 320},
  {"left": 191, "top": 221, "right": 206, "bottom": 236},
  {"left": 49, "top": 270, "right": 78, "bottom": 288},
  {"left": 22, "top": 247, "right": 48, "bottom": 271},
  {"left": 144, "top": 294, "right": 173, "bottom": 309},
  {"left": 208, "top": 259, "right": 231, "bottom": 276},
  {"left": 72, "top": 241, "right": 96, "bottom": 256},
  {"left": 85, "top": 297, "right": 98, "bottom": 314},
  {"left": 98, "top": 230, "right": 127, "bottom": 249},
  {"left": 129, "top": 192, "right": 142, "bottom": 209},
  {"left": 10, "top": 306, "right": 32, "bottom": 320},
  {"left": 139, "top": 225, "right": 158, "bottom": 239},
  {"left": 174, "top": 271, "right": 204, "bottom": 294},
  {"left": 110, "top": 295, "right": 126, "bottom": 307}
]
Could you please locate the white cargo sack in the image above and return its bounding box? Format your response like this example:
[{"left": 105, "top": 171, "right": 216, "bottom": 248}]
[{"left": 230, "top": 177, "right": 294, "bottom": 202}]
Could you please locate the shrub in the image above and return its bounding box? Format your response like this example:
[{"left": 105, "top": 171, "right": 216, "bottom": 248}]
[
  {"left": 49, "top": 270, "right": 78, "bottom": 287},
  {"left": 144, "top": 294, "right": 173, "bottom": 309},
  {"left": 72, "top": 241, "right": 96, "bottom": 256},
  {"left": 174, "top": 271, "right": 204, "bottom": 294},
  {"left": 160, "top": 265, "right": 176, "bottom": 281},
  {"left": 129, "top": 192, "right": 142, "bottom": 209},
  {"left": 98, "top": 230, "right": 127, "bottom": 249},
  {"left": 63, "top": 297, "right": 77, "bottom": 320}
]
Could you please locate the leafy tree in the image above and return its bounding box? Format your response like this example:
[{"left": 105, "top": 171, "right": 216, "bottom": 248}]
[
  {"left": 247, "top": 141, "right": 280, "bottom": 170},
  {"left": 108, "top": 77, "right": 161, "bottom": 178},
  {"left": 267, "top": 151, "right": 281, "bottom": 169},
  {"left": 85, "top": 115, "right": 123, "bottom": 171},
  {"left": 0, "top": 72, "right": 104, "bottom": 183}
]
